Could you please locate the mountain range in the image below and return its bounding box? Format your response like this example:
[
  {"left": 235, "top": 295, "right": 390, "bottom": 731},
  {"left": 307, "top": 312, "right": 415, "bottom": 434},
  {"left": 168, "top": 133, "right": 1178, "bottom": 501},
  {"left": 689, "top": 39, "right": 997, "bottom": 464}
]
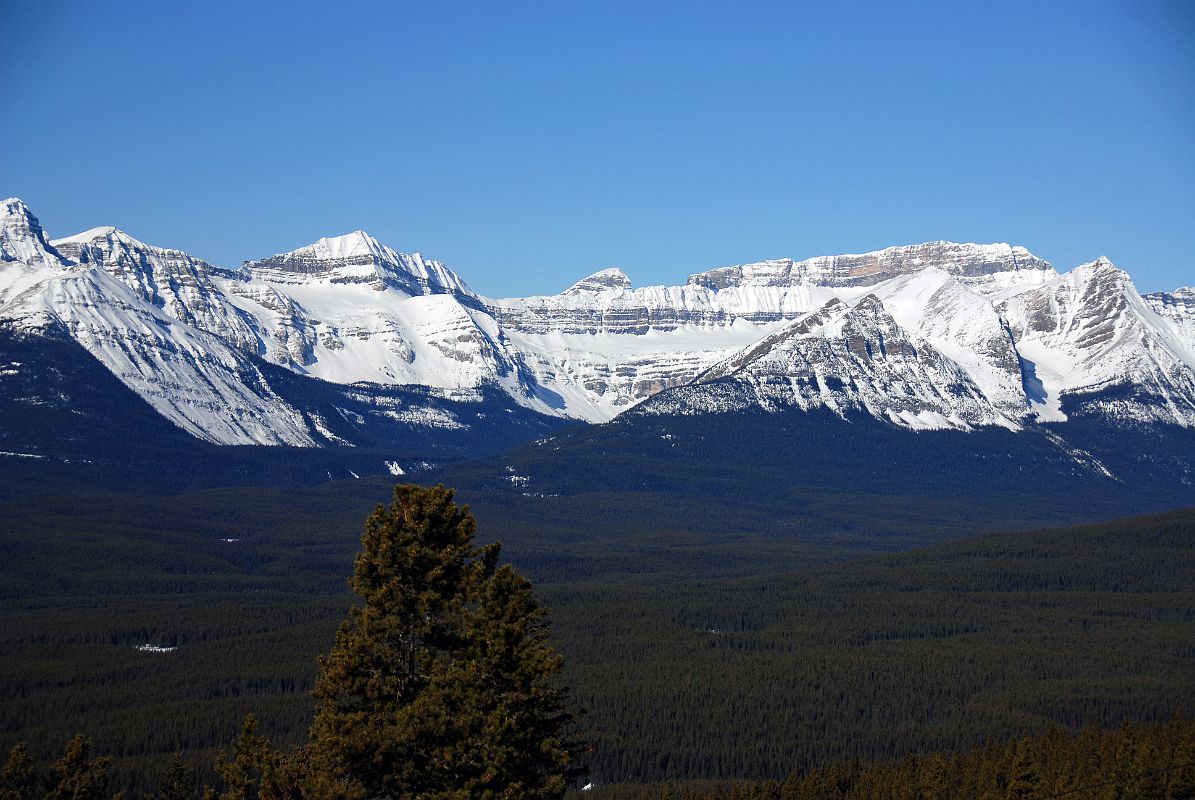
[{"left": 2, "top": 196, "right": 1194, "bottom": 496}]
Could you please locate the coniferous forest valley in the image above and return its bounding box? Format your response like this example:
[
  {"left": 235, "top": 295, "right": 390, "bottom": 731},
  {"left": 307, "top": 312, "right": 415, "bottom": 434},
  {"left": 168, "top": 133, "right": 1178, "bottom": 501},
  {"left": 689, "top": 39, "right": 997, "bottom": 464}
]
[{"left": 5, "top": 2, "right": 1195, "bottom": 797}]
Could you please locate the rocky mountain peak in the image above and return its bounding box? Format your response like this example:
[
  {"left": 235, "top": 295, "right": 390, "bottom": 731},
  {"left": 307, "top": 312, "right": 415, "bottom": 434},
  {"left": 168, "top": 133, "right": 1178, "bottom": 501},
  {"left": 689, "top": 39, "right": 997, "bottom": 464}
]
[
  {"left": 4, "top": 199, "right": 1193, "bottom": 438},
  {"left": 243, "top": 232, "right": 476, "bottom": 300},
  {"left": 564, "top": 267, "right": 632, "bottom": 295},
  {"left": 51, "top": 226, "right": 219, "bottom": 275},
  {"left": 1, "top": 197, "right": 64, "bottom": 268},
  {"left": 852, "top": 293, "right": 887, "bottom": 315}
]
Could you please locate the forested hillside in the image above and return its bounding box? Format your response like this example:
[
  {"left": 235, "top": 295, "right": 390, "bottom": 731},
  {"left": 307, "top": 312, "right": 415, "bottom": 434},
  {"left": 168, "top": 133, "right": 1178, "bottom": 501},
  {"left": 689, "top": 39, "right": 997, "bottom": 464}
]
[
  {"left": 1, "top": 485, "right": 1192, "bottom": 797},
  {"left": 580, "top": 716, "right": 1195, "bottom": 799}
]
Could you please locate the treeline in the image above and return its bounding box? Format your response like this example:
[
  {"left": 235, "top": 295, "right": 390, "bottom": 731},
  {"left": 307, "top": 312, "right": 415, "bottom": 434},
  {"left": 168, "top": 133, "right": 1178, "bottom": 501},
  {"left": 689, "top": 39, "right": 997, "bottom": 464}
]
[{"left": 581, "top": 716, "right": 1195, "bottom": 800}]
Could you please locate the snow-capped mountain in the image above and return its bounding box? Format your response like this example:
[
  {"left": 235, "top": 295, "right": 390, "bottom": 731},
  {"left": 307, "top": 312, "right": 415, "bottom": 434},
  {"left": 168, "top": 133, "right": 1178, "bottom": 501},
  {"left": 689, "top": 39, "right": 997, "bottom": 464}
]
[
  {"left": 0, "top": 200, "right": 560, "bottom": 448},
  {"left": 2, "top": 197, "right": 1193, "bottom": 451},
  {"left": 632, "top": 295, "right": 1019, "bottom": 430},
  {"left": 1145, "top": 287, "right": 1195, "bottom": 352},
  {"left": 999, "top": 259, "right": 1195, "bottom": 425}
]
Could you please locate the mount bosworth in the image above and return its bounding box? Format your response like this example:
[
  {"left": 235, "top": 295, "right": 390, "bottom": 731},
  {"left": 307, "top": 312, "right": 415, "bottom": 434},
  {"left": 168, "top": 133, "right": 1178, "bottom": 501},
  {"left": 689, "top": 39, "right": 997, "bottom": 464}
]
[{"left": 2, "top": 196, "right": 1193, "bottom": 498}]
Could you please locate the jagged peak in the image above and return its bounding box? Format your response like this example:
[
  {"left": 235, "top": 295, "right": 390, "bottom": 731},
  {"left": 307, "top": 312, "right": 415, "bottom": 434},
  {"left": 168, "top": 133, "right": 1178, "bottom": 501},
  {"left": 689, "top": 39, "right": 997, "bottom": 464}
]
[
  {"left": 243, "top": 230, "right": 476, "bottom": 298},
  {"left": 564, "top": 267, "right": 632, "bottom": 294},
  {"left": 48, "top": 227, "right": 222, "bottom": 275},
  {"left": 1084, "top": 255, "right": 1120, "bottom": 271},
  {"left": 1, "top": 198, "right": 65, "bottom": 267},
  {"left": 1072, "top": 256, "right": 1132, "bottom": 287},
  {"left": 2, "top": 197, "right": 43, "bottom": 233},
  {"left": 2, "top": 197, "right": 33, "bottom": 216}
]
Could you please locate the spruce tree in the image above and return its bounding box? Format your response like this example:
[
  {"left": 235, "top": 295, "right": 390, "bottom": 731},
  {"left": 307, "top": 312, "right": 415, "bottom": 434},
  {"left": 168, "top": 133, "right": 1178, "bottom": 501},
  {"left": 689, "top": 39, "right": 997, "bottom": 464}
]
[
  {"left": 46, "top": 735, "right": 117, "bottom": 800},
  {"left": 1003, "top": 740, "right": 1040, "bottom": 800},
  {"left": 153, "top": 753, "right": 197, "bottom": 800},
  {"left": 305, "top": 484, "right": 577, "bottom": 799},
  {"left": 431, "top": 564, "right": 577, "bottom": 798},
  {"left": 0, "top": 743, "right": 36, "bottom": 800},
  {"left": 204, "top": 715, "right": 295, "bottom": 800}
]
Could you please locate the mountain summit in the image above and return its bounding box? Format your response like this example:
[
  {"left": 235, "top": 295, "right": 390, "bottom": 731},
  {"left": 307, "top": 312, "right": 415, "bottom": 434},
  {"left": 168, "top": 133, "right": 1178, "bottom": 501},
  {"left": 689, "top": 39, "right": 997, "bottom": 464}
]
[{"left": 2, "top": 199, "right": 1193, "bottom": 452}]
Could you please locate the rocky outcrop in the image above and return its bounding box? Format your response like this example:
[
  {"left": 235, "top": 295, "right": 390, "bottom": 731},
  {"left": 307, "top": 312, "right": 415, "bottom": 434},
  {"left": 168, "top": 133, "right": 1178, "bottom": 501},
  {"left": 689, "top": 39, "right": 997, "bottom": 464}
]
[
  {"left": 638, "top": 295, "right": 1012, "bottom": 430},
  {"left": 4, "top": 196, "right": 1193, "bottom": 439}
]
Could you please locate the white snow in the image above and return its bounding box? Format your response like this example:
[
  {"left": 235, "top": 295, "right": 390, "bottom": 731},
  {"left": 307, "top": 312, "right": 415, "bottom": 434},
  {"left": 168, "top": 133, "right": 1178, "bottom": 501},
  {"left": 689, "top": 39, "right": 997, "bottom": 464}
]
[{"left": 4, "top": 196, "right": 1193, "bottom": 437}]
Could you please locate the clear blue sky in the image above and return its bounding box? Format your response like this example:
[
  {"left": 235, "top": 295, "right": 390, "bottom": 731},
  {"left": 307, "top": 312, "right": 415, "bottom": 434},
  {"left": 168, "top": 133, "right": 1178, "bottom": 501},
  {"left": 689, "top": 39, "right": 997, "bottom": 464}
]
[{"left": 2, "top": 0, "right": 1192, "bottom": 296}]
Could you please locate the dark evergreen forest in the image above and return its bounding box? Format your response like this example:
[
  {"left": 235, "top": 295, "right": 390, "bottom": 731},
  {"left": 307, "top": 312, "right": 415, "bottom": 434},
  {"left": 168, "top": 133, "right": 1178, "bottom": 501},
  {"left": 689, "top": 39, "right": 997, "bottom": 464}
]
[{"left": 1, "top": 472, "right": 1192, "bottom": 798}]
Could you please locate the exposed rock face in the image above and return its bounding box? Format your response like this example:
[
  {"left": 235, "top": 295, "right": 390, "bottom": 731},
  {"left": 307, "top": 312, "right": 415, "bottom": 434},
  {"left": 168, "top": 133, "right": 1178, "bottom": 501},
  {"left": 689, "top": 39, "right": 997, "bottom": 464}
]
[
  {"left": 1145, "top": 287, "right": 1195, "bottom": 351},
  {"left": 487, "top": 243, "right": 1056, "bottom": 337},
  {"left": 564, "top": 267, "right": 633, "bottom": 294},
  {"left": 638, "top": 295, "right": 1013, "bottom": 430},
  {"left": 687, "top": 241, "right": 1053, "bottom": 289},
  {"left": 3, "top": 196, "right": 1193, "bottom": 442},
  {"left": 53, "top": 227, "right": 262, "bottom": 354},
  {"left": 243, "top": 231, "right": 477, "bottom": 303},
  {"left": 0, "top": 199, "right": 65, "bottom": 270},
  {"left": 1000, "top": 259, "right": 1195, "bottom": 425}
]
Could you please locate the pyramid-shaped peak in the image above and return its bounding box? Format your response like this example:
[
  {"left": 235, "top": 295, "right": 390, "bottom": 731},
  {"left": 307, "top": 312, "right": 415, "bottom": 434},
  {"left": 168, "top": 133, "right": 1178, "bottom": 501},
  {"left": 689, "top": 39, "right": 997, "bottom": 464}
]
[
  {"left": 244, "top": 230, "right": 396, "bottom": 275},
  {"left": 299, "top": 230, "right": 389, "bottom": 261},
  {"left": 1074, "top": 256, "right": 1132, "bottom": 287},
  {"left": 564, "top": 267, "right": 632, "bottom": 295},
  {"left": 50, "top": 226, "right": 158, "bottom": 252},
  {"left": 52, "top": 226, "right": 121, "bottom": 244}
]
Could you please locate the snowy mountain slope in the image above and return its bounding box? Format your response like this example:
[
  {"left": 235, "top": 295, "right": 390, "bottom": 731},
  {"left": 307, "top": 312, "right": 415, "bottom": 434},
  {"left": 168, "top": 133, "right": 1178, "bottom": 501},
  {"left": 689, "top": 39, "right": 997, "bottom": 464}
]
[
  {"left": 1000, "top": 259, "right": 1195, "bottom": 425},
  {"left": 243, "top": 230, "right": 477, "bottom": 300},
  {"left": 0, "top": 200, "right": 563, "bottom": 446},
  {"left": 635, "top": 295, "right": 1016, "bottom": 430},
  {"left": 484, "top": 244, "right": 1058, "bottom": 420},
  {"left": 504, "top": 321, "right": 782, "bottom": 420},
  {"left": 40, "top": 266, "right": 318, "bottom": 445},
  {"left": 225, "top": 233, "right": 561, "bottom": 415},
  {"left": 865, "top": 270, "right": 1030, "bottom": 423},
  {"left": 4, "top": 196, "right": 1193, "bottom": 447},
  {"left": 1145, "top": 288, "right": 1195, "bottom": 351},
  {"left": 1, "top": 202, "right": 315, "bottom": 444},
  {"left": 52, "top": 226, "right": 262, "bottom": 352},
  {"left": 0, "top": 199, "right": 75, "bottom": 327}
]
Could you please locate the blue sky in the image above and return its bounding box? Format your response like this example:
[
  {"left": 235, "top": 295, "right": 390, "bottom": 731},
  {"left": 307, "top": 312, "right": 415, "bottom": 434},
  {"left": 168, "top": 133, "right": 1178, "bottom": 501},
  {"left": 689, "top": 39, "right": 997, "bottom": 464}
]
[{"left": 2, "top": 0, "right": 1192, "bottom": 296}]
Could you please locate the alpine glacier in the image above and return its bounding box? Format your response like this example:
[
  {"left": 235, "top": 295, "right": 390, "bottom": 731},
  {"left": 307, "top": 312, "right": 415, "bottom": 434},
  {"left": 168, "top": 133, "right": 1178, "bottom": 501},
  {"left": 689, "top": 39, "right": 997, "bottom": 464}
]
[{"left": 2, "top": 197, "right": 1193, "bottom": 446}]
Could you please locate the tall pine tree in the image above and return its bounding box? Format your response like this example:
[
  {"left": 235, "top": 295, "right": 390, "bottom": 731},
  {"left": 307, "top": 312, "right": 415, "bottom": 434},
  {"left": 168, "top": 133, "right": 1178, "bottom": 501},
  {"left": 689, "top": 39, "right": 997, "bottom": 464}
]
[{"left": 305, "top": 484, "right": 578, "bottom": 799}]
